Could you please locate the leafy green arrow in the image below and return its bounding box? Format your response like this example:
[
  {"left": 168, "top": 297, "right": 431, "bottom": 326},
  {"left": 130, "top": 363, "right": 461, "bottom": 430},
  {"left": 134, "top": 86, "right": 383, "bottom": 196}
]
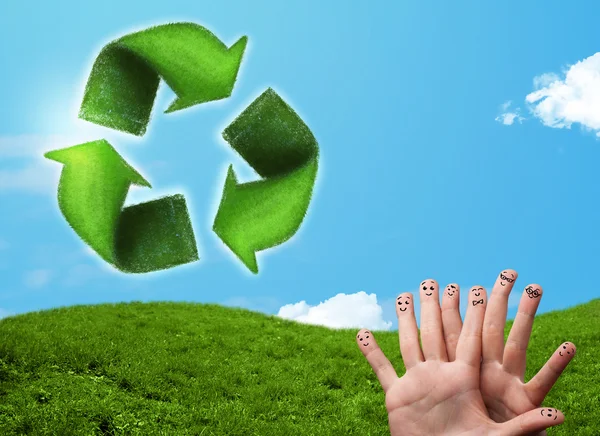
[
  {"left": 213, "top": 88, "right": 319, "bottom": 274},
  {"left": 45, "top": 139, "right": 199, "bottom": 273},
  {"left": 79, "top": 22, "right": 248, "bottom": 136}
]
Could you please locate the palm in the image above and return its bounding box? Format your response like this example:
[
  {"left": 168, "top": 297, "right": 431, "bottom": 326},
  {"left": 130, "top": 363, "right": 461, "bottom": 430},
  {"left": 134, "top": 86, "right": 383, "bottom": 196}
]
[
  {"left": 480, "top": 362, "right": 539, "bottom": 423},
  {"left": 356, "top": 278, "right": 565, "bottom": 436},
  {"left": 441, "top": 270, "right": 575, "bottom": 435},
  {"left": 385, "top": 360, "right": 492, "bottom": 434}
]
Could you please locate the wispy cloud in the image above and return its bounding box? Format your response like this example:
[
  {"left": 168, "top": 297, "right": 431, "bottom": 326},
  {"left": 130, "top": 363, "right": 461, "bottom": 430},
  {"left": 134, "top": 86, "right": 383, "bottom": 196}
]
[
  {"left": 23, "top": 269, "right": 53, "bottom": 288},
  {"left": 0, "top": 134, "right": 81, "bottom": 194},
  {"left": 507, "top": 288, "right": 522, "bottom": 308},
  {"left": 495, "top": 101, "right": 526, "bottom": 126},
  {"left": 0, "top": 308, "right": 14, "bottom": 320},
  {"left": 221, "top": 296, "right": 282, "bottom": 314},
  {"left": 61, "top": 263, "right": 104, "bottom": 287},
  {"left": 497, "top": 52, "right": 600, "bottom": 137},
  {"left": 0, "top": 134, "right": 168, "bottom": 195},
  {"left": 277, "top": 291, "right": 393, "bottom": 330}
]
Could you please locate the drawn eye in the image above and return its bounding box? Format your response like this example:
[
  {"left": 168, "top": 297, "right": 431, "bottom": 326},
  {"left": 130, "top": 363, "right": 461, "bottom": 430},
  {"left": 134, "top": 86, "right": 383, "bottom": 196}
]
[
  {"left": 422, "top": 286, "right": 427, "bottom": 290},
  {"left": 429, "top": 286, "right": 434, "bottom": 290}
]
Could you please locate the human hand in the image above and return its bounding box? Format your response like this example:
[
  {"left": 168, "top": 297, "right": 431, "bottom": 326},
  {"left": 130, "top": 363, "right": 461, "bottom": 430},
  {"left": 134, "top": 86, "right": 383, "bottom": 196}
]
[
  {"left": 356, "top": 279, "right": 565, "bottom": 436},
  {"left": 442, "top": 270, "right": 575, "bottom": 436}
]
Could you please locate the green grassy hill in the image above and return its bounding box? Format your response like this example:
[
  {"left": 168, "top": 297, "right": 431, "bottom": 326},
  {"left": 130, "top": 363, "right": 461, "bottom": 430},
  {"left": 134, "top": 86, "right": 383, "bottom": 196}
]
[{"left": 0, "top": 299, "right": 598, "bottom": 435}]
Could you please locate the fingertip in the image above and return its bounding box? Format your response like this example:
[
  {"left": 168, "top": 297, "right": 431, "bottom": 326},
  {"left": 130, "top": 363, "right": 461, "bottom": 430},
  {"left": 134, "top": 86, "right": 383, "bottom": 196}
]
[
  {"left": 420, "top": 279, "right": 438, "bottom": 300},
  {"left": 420, "top": 279, "right": 438, "bottom": 287},
  {"left": 469, "top": 285, "right": 487, "bottom": 307},
  {"left": 524, "top": 283, "right": 543, "bottom": 299},
  {"left": 356, "top": 329, "right": 377, "bottom": 351},
  {"left": 557, "top": 341, "right": 577, "bottom": 358},
  {"left": 444, "top": 283, "right": 460, "bottom": 292},
  {"left": 497, "top": 269, "right": 518, "bottom": 286},
  {"left": 442, "top": 283, "right": 460, "bottom": 306},
  {"left": 539, "top": 407, "right": 564, "bottom": 425},
  {"left": 396, "top": 292, "right": 413, "bottom": 315}
]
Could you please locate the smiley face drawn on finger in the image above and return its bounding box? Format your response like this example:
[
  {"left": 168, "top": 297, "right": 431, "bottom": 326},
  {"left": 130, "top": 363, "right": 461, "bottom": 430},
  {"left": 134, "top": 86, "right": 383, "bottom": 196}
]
[
  {"left": 396, "top": 294, "right": 411, "bottom": 312},
  {"left": 558, "top": 342, "right": 576, "bottom": 357},
  {"left": 445, "top": 284, "right": 458, "bottom": 298},
  {"left": 499, "top": 270, "right": 516, "bottom": 287},
  {"left": 421, "top": 279, "right": 436, "bottom": 296},
  {"left": 356, "top": 330, "right": 372, "bottom": 347},
  {"left": 525, "top": 285, "right": 542, "bottom": 299},
  {"left": 540, "top": 408, "right": 558, "bottom": 420},
  {"left": 470, "top": 286, "right": 485, "bottom": 305}
]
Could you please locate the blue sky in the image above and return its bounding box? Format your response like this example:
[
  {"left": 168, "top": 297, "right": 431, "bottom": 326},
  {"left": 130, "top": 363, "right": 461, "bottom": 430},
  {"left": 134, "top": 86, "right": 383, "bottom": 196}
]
[{"left": 1, "top": 0, "right": 600, "bottom": 331}]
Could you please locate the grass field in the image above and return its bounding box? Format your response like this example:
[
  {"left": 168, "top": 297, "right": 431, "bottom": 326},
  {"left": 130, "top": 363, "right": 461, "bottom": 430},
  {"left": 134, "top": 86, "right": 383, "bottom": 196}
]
[{"left": 0, "top": 298, "right": 598, "bottom": 435}]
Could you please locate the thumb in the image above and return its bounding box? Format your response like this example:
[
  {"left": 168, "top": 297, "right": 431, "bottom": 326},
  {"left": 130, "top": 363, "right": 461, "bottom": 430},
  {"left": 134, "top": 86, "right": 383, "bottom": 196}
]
[{"left": 499, "top": 407, "right": 564, "bottom": 435}]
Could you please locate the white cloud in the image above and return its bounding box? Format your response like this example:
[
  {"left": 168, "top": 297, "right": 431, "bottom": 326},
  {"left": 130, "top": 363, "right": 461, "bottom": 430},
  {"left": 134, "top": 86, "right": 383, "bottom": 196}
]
[
  {"left": 277, "top": 291, "right": 393, "bottom": 331},
  {"left": 498, "top": 52, "right": 600, "bottom": 137},
  {"left": 525, "top": 53, "right": 600, "bottom": 136},
  {"left": 0, "top": 308, "right": 14, "bottom": 319},
  {"left": 495, "top": 101, "right": 526, "bottom": 126},
  {"left": 23, "top": 269, "right": 53, "bottom": 288}
]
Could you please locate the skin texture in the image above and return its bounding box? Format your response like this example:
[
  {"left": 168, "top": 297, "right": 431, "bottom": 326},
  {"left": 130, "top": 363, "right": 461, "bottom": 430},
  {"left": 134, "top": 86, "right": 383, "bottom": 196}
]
[
  {"left": 357, "top": 278, "right": 567, "bottom": 436},
  {"left": 440, "top": 269, "right": 576, "bottom": 436},
  {"left": 480, "top": 271, "right": 575, "bottom": 436}
]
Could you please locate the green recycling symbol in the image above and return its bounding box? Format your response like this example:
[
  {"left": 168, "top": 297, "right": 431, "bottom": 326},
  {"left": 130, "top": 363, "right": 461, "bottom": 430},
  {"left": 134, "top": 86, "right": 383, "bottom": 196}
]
[{"left": 45, "top": 22, "right": 319, "bottom": 274}]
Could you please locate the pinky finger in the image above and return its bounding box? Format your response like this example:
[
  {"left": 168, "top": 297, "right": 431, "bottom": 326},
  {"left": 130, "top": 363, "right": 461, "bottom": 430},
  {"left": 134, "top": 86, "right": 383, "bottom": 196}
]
[
  {"left": 498, "top": 407, "right": 564, "bottom": 435},
  {"left": 356, "top": 329, "right": 398, "bottom": 393}
]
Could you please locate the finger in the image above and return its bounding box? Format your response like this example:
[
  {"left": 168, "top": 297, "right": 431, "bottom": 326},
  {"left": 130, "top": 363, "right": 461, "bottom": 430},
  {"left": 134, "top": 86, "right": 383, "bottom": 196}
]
[
  {"left": 499, "top": 407, "right": 564, "bottom": 435},
  {"left": 455, "top": 285, "right": 487, "bottom": 368},
  {"left": 525, "top": 341, "right": 577, "bottom": 406},
  {"left": 482, "top": 269, "right": 518, "bottom": 363},
  {"left": 441, "top": 283, "right": 462, "bottom": 361},
  {"left": 356, "top": 328, "right": 398, "bottom": 393},
  {"left": 396, "top": 292, "right": 424, "bottom": 370},
  {"left": 419, "top": 279, "right": 448, "bottom": 361},
  {"left": 503, "top": 284, "right": 543, "bottom": 379}
]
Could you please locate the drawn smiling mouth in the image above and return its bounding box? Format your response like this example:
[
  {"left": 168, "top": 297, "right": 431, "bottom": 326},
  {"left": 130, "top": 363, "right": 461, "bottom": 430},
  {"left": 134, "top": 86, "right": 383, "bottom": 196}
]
[
  {"left": 425, "top": 293, "right": 432, "bottom": 296},
  {"left": 399, "top": 307, "right": 407, "bottom": 312}
]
